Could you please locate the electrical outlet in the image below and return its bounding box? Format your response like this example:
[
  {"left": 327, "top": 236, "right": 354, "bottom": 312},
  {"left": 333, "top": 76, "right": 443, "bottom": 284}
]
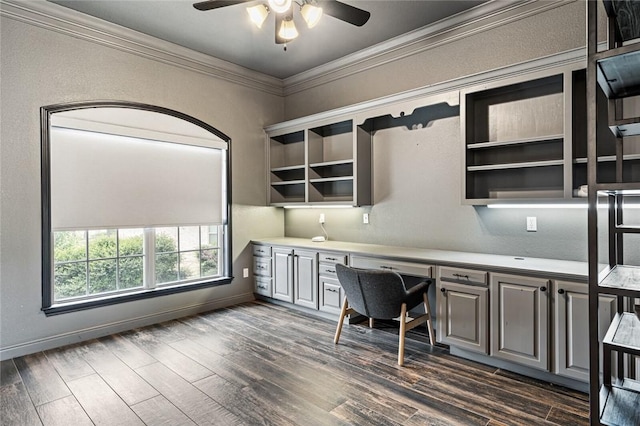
[
  {"left": 319, "top": 214, "right": 325, "bottom": 224},
  {"left": 242, "top": 268, "right": 249, "bottom": 278},
  {"left": 526, "top": 216, "right": 537, "bottom": 232},
  {"left": 363, "top": 213, "right": 369, "bottom": 224}
]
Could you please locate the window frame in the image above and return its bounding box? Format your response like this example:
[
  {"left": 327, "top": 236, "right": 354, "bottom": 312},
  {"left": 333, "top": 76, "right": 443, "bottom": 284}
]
[{"left": 41, "top": 101, "right": 233, "bottom": 316}]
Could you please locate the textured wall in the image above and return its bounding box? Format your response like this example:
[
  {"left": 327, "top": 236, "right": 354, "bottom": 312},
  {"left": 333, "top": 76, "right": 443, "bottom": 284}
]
[
  {"left": 285, "top": 117, "right": 594, "bottom": 262},
  {"left": 281, "top": 1, "right": 602, "bottom": 263},
  {"left": 0, "top": 15, "right": 284, "bottom": 358},
  {"left": 284, "top": 1, "right": 586, "bottom": 119}
]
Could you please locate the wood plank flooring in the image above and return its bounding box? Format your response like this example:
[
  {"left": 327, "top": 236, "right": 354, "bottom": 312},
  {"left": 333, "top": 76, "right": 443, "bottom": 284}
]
[{"left": 1, "top": 301, "right": 590, "bottom": 425}]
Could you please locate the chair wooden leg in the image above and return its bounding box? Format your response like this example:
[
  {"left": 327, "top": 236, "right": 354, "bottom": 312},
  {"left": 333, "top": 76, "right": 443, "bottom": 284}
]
[
  {"left": 369, "top": 318, "right": 374, "bottom": 328},
  {"left": 423, "top": 293, "right": 435, "bottom": 346},
  {"left": 334, "top": 296, "right": 349, "bottom": 344},
  {"left": 398, "top": 303, "right": 407, "bottom": 366}
]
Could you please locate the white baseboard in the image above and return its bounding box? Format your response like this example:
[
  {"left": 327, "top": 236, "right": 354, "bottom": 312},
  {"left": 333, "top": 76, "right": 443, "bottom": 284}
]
[{"left": 0, "top": 293, "right": 255, "bottom": 360}]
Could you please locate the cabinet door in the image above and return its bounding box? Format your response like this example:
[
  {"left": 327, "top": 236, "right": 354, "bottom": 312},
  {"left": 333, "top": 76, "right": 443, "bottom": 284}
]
[
  {"left": 554, "top": 280, "right": 616, "bottom": 381},
  {"left": 293, "top": 249, "right": 318, "bottom": 309},
  {"left": 490, "top": 273, "right": 549, "bottom": 370},
  {"left": 437, "top": 281, "right": 488, "bottom": 354},
  {"left": 272, "top": 247, "right": 293, "bottom": 303},
  {"left": 319, "top": 276, "right": 343, "bottom": 315}
]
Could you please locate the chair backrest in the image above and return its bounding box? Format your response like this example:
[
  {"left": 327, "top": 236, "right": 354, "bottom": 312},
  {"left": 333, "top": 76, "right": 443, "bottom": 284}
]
[{"left": 335, "top": 264, "right": 409, "bottom": 320}]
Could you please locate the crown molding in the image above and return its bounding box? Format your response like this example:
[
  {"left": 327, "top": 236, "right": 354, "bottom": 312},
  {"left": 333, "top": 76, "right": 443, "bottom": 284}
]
[
  {"left": 0, "top": 0, "right": 285, "bottom": 96},
  {"left": 1, "top": 0, "right": 579, "bottom": 99},
  {"left": 282, "top": 0, "right": 574, "bottom": 96}
]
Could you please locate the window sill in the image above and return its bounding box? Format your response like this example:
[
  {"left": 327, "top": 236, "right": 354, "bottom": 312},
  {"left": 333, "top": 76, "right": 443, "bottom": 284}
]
[{"left": 42, "top": 276, "right": 233, "bottom": 316}]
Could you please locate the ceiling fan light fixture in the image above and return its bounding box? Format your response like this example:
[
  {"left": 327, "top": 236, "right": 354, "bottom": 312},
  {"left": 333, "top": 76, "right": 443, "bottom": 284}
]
[
  {"left": 278, "top": 17, "right": 298, "bottom": 40},
  {"left": 300, "top": 3, "right": 322, "bottom": 28},
  {"left": 246, "top": 4, "right": 269, "bottom": 28},
  {"left": 268, "top": 0, "right": 292, "bottom": 14}
]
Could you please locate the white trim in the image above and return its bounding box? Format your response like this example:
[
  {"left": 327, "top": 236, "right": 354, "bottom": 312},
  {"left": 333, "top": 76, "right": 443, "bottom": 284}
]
[
  {"left": 0, "top": 0, "right": 284, "bottom": 96},
  {"left": 282, "top": 0, "right": 573, "bottom": 95},
  {"left": 1, "top": 0, "right": 580, "bottom": 98},
  {"left": 0, "top": 293, "right": 255, "bottom": 360}
]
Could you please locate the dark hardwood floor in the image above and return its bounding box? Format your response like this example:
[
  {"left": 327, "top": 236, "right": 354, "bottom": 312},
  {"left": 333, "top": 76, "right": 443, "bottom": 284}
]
[{"left": 1, "top": 300, "right": 590, "bottom": 425}]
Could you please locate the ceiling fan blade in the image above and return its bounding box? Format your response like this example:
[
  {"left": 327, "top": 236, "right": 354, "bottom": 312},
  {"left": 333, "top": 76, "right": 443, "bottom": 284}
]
[
  {"left": 193, "top": 0, "right": 249, "bottom": 11},
  {"left": 318, "top": 1, "right": 370, "bottom": 27}
]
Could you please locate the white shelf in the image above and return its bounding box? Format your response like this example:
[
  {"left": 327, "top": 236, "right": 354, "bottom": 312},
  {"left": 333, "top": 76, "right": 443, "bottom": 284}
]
[
  {"left": 467, "top": 159, "right": 563, "bottom": 172},
  {"left": 467, "top": 134, "right": 563, "bottom": 149}
]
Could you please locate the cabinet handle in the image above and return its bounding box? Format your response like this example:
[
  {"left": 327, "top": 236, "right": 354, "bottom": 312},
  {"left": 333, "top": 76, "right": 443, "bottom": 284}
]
[
  {"left": 440, "top": 288, "right": 446, "bottom": 293},
  {"left": 558, "top": 288, "right": 565, "bottom": 294},
  {"left": 453, "top": 273, "right": 469, "bottom": 279},
  {"left": 327, "top": 288, "right": 338, "bottom": 293},
  {"left": 257, "top": 284, "right": 267, "bottom": 289},
  {"left": 380, "top": 265, "right": 395, "bottom": 270},
  {"left": 326, "top": 257, "right": 338, "bottom": 261},
  {"left": 326, "top": 269, "right": 336, "bottom": 274},
  {"left": 540, "top": 286, "right": 547, "bottom": 292}
]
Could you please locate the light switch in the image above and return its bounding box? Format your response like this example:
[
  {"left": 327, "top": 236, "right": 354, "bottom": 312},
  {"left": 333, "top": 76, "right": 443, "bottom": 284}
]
[
  {"left": 526, "top": 216, "right": 537, "bottom": 232},
  {"left": 363, "top": 213, "right": 369, "bottom": 224}
]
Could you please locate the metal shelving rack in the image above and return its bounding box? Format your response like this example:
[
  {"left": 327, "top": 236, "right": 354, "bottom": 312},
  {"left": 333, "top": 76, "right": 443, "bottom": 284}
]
[{"left": 588, "top": 1, "right": 640, "bottom": 425}]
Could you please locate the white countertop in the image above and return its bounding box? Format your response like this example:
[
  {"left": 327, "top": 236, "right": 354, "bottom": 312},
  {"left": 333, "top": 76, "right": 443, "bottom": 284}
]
[{"left": 251, "top": 237, "right": 589, "bottom": 282}]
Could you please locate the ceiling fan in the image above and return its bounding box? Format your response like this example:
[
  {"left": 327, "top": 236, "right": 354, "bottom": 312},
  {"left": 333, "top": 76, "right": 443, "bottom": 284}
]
[{"left": 193, "top": 0, "right": 371, "bottom": 46}]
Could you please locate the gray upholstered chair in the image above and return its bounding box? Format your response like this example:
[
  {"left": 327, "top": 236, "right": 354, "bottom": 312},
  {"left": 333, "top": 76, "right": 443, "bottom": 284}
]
[{"left": 333, "top": 264, "right": 435, "bottom": 366}]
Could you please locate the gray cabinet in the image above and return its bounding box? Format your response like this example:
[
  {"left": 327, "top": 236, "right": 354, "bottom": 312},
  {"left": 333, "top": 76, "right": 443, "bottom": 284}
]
[
  {"left": 436, "top": 266, "right": 489, "bottom": 354},
  {"left": 272, "top": 247, "right": 294, "bottom": 303},
  {"left": 318, "top": 252, "right": 347, "bottom": 315},
  {"left": 490, "top": 273, "right": 549, "bottom": 370},
  {"left": 293, "top": 249, "right": 318, "bottom": 309},
  {"left": 266, "top": 119, "right": 372, "bottom": 207},
  {"left": 252, "top": 245, "right": 272, "bottom": 297},
  {"left": 553, "top": 280, "right": 615, "bottom": 382},
  {"left": 461, "top": 65, "right": 587, "bottom": 204},
  {"left": 273, "top": 247, "right": 318, "bottom": 307}
]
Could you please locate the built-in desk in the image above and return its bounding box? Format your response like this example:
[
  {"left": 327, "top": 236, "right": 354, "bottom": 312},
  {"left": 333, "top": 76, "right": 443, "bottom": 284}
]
[
  {"left": 250, "top": 237, "right": 599, "bottom": 392},
  {"left": 251, "top": 237, "right": 588, "bottom": 281}
]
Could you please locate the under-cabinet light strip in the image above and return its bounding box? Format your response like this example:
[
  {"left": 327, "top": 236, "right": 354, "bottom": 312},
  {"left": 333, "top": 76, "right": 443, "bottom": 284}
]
[
  {"left": 487, "top": 204, "right": 640, "bottom": 209},
  {"left": 282, "top": 205, "right": 353, "bottom": 209}
]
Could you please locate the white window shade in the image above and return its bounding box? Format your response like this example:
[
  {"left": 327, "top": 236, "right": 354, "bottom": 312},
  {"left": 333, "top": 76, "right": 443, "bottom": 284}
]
[{"left": 50, "top": 127, "right": 226, "bottom": 230}]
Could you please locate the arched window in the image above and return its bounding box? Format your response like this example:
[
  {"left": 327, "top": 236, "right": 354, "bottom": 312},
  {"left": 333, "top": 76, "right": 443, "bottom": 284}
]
[{"left": 41, "top": 102, "right": 232, "bottom": 314}]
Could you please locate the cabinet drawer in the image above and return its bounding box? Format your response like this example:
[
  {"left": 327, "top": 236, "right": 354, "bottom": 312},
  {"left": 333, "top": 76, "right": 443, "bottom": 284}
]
[
  {"left": 439, "top": 266, "right": 487, "bottom": 286},
  {"left": 318, "top": 252, "right": 347, "bottom": 265},
  {"left": 319, "top": 276, "right": 343, "bottom": 315},
  {"left": 252, "top": 245, "right": 271, "bottom": 257},
  {"left": 319, "top": 264, "right": 339, "bottom": 277},
  {"left": 254, "top": 276, "right": 272, "bottom": 297},
  {"left": 350, "top": 255, "right": 432, "bottom": 278},
  {"left": 253, "top": 257, "right": 271, "bottom": 277}
]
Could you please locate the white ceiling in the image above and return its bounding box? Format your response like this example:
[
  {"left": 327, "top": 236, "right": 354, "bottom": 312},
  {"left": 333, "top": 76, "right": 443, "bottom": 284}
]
[{"left": 48, "top": 0, "right": 487, "bottom": 79}]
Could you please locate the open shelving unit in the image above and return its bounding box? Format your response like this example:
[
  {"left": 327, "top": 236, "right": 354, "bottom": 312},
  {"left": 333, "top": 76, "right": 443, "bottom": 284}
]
[
  {"left": 461, "top": 71, "right": 572, "bottom": 204},
  {"left": 307, "top": 120, "right": 360, "bottom": 204},
  {"left": 265, "top": 92, "right": 460, "bottom": 207},
  {"left": 266, "top": 119, "right": 372, "bottom": 207},
  {"left": 461, "top": 67, "right": 589, "bottom": 204},
  {"left": 269, "top": 130, "right": 306, "bottom": 205},
  {"left": 587, "top": 1, "right": 640, "bottom": 425}
]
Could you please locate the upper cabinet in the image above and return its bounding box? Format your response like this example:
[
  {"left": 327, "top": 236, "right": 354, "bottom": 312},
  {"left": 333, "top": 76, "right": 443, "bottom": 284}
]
[
  {"left": 307, "top": 120, "right": 370, "bottom": 205},
  {"left": 461, "top": 65, "right": 587, "bottom": 204},
  {"left": 269, "top": 130, "right": 306, "bottom": 204},
  {"left": 265, "top": 92, "right": 458, "bottom": 207},
  {"left": 267, "top": 119, "right": 371, "bottom": 207}
]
